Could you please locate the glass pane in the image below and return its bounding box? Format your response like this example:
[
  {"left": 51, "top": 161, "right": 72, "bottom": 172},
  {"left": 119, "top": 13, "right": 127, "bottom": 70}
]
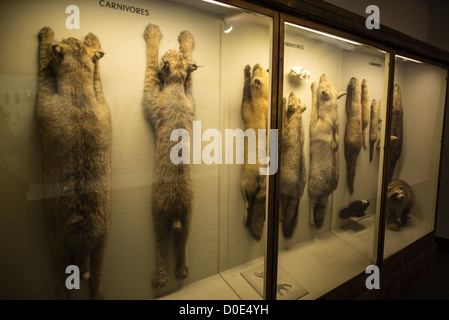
[
  {"left": 383, "top": 56, "right": 447, "bottom": 258},
  {"left": 0, "top": 0, "right": 273, "bottom": 299},
  {"left": 277, "top": 21, "right": 389, "bottom": 299}
]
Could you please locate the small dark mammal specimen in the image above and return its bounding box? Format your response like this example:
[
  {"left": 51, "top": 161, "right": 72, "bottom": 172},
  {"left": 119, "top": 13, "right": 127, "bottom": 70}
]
[
  {"left": 369, "top": 99, "right": 379, "bottom": 162},
  {"left": 241, "top": 64, "right": 269, "bottom": 240},
  {"left": 344, "top": 77, "right": 362, "bottom": 195},
  {"left": 35, "top": 27, "right": 111, "bottom": 299},
  {"left": 361, "top": 79, "right": 370, "bottom": 150},
  {"left": 308, "top": 74, "right": 346, "bottom": 229},
  {"left": 387, "top": 84, "right": 403, "bottom": 182},
  {"left": 339, "top": 200, "right": 370, "bottom": 219},
  {"left": 386, "top": 179, "right": 414, "bottom": 231},
  {"left": 143, "top": 23, "right": 197, "bottom": 288},
  {"left": 280, "top": 92, "right": 306, "bottom": 239}
]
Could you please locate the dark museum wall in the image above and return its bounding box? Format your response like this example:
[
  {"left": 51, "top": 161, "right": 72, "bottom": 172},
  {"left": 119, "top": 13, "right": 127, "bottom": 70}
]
[{"left": 324, "top": 0, "right": 449, "bottom": 240}]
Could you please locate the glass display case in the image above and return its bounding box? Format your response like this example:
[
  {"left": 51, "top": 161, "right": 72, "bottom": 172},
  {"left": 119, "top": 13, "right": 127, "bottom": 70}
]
[
  {"left": 0, "top": 0, "right": 277, "bottom": 300},
  {"left": 0, "top": 0, "right": 447, "bottom": 301},
  {"left": 382, "top": 55, "right": 447, "bottom": 258},
  {"left": 275, "top": 17, "right": 390, "bottom": 300}
]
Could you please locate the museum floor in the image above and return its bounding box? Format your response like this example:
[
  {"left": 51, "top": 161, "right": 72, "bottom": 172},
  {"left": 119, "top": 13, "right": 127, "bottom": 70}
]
[{"left": 398, "top": 240, "right": 449, "bottom": 300}]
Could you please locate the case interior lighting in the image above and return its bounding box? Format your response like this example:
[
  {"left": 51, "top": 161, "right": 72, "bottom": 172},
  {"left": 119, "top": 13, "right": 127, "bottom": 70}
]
[{"left": 285, "top": 22, "right": 362, "bottom": 46}]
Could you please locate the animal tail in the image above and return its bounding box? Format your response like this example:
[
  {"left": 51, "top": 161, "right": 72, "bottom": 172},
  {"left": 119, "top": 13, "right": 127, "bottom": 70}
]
[
  {"left": 248, "top": 191, "right": 266, "bottom": 241},
  {"left": 282, "top": 197, "right": 299, "bottom": 239},
  {"left": 369, "top": 141, "right": 374, "bottom": 162},
  {"left": 313, "top": 193, "right": 330, "bottom": 230},
  {"left": 346, "top": 152, "right": 358, "bottom": 194}
]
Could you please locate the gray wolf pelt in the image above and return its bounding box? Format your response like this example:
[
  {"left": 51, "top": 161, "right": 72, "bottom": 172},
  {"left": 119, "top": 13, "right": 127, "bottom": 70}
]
[
  {"left": 143, "top": 23, "right": 197, "bottom": 288},
  {"left": 241, "top": 64, "right": 269, "bottom": 241},
  {"left": 280, "top": 92, "right": 306, "bottom": 238},
  {"left": 308, "top": 74, "right": 346, "bottom": 229},
  {"left": 386, "top": 179, "right": 414, "bottom": 231},
  {"left": 344, "top": 77, "right": 362, "bottom": 195},
  {"left": 35, "top": 27, "right": 111, "bottom": 299}
]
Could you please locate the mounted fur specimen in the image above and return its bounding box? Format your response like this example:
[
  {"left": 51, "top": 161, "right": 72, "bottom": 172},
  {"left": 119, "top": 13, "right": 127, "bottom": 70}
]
[
  {"left": 387, "top": 84, "right": 403, "bottom": 182},
  {"left": 308, "top": 74, "right": 346, "bottom": 229},
  {"left": 386, "top": 179, "right": 414, "bottom": 231},
  {"left": 143, "top": 24, "right": 197, "bottom": 288},
  {"left": 361, "top": 79, "right": 370, "bottom": 150},
  {"left": 369, "top": 99, "right": 379, "bottom": 162},
  {"left": 339, "top": 200, "right": 370, "bottom": 219},
  {"left": 241, "top": 64, "right": 269, "bottom": 240},
  {"left": 280, "top": 92, "right": 306, "bottom": 239},
  {"left": 35, "top": 27, "right": 111, "bottom": 299},
  {"left": 344, "top": 77, "right": 362, "bottom": 195}
]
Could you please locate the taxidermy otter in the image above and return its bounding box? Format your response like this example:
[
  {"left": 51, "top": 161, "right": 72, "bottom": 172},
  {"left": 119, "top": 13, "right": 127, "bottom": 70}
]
[
  {"left": 280, "top": 92, "right": 306, "bottom": 239},
  {"left": 369, "top": 99, "right": 379, "bottom": 162},
  {"left": 344, "top": 77, "right": 363, "bottom": 195},
  {"left": 339, "top": 200, "right": 370, "bottom": 219},
  {"left": 143, "top": 23, "right": 197, "bottom": 288},
  {"left": 35, "top": 27, "right": 111, "bottom": 299},
  {"left": 241, "top": 64, "right": 269, "bottom": 240},
  {"left": 387, "top": 84, "right": 403, "bottom": 182},
  {"left": 361, "top": 79, "right": 370, "bottom": 150},
  {"left": 386, "top": 179, "right": 414, "bottom": 231},
  {"left": 308, "top": 74, "right": 346, "bottom": 229}
]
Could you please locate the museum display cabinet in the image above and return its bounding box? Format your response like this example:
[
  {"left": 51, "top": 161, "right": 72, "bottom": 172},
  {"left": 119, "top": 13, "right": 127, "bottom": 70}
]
[{"left": 0, "top": 0, "right": 448, "bottom": 300}]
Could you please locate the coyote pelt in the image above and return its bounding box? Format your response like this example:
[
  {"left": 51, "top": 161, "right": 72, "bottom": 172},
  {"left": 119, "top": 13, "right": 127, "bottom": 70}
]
[
  {"left": 387, "top": 84, "right": 403, "bottom": 182},
  {"left": 35, "top": 27, "right": 111, "bottom": 299},
  {"left": 241, "top": 64, "right": 269, "bottom": 240},
  {"left": 280, "top": 92, "right": 306, "bottom": 239},
  {"left": 308, "top": 74, "right": 346, "bottom": 229},
  {"left": 143, "top": 23, "right": 197, "bottom": 288},
  {"left": 344, "top": 77, "right": 363, "bottom": 195},
  {"left": 361, "top": 79, "right": 370, "bottom": 150},
  {"left": 386, "top": 179, "right": 414, "bottom": 231},
  {"left": 369, "top": 99, "right": 379, "bottom": 162}
]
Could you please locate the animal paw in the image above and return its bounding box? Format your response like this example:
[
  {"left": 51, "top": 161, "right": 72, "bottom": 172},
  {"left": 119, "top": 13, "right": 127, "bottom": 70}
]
[
  {"left": 244, "top": 64, "right": 251, "bottom": 82},
  {"left": 38, "top": 26, "right": 54, "bottom": 42},
  {"left": 144, "top": 23, "right": 162, "bottom": 43},
  {"left": 152, "top": 270, "right": 169, "bottom": 288},
  {"left": 178, "top": 30, "right": 194, "bottom": 49},
  {"left": 176, "top": 265, "right": 190, "bottom": 280},
  {"left": 84, "top": 33, "right": 101, "bottom": 49}
]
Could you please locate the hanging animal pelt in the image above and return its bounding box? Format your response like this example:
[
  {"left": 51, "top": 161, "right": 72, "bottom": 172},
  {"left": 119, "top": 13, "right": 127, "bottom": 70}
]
[
  {"left": 344, "top": 77, "right": 362, "bottom": 195},
  {"left": 387, "top": 84, "right": 403, "bottom": 182},
  {"left": 369, "top": 99, "right": 379, "bottom": 162},
  {"left": 35, "top": 27, "right": 111, "bottom": 299},
  {"left": 280, "top": 92, "right": 306, "bottom": 239},
  {"left": 308, "top": 74, "right": 346, "bottom": 229},
  {"left": 241, "top": 64, "right": 269, "bottom": 240},
  {"left": 143, "top": 23, "right": 198, "bottom": 288},
  {"left": 361, "top": 79, "right": 370, "bottom": 150}
]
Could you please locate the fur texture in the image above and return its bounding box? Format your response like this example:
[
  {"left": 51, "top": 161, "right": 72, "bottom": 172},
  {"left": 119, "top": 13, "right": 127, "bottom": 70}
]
[
  {"left": 386, "top": 179, "right": 414, "bottom": 231},
  {"left": 339, "top": 200, "right": 369, "bottom": 219},
  {"left": 344, "top": 77, "right": 363, "bottom": 195},
  {"left": 369, "top": 99, "right": 379, "bottom": 162},
  {"left": 241, "top": 64, "right": 269, "bottom": 241},
  {"left": 387, "top": 84, "right": 403, "bottom": 182},
  {"left": 361, "top": 79, "right": 370, "bottom": 150},
  {"left": 308, "top": 74, "right": 346, "bottom": 229},
  {"left": 143, "top": 23, "right": 197, "bottom": 288},
  {"left": 280, "top": 92, "right": 306, "bottom": 239},
  {"left": 35, "top": 27, "right": 111, "bottom": 299}
]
